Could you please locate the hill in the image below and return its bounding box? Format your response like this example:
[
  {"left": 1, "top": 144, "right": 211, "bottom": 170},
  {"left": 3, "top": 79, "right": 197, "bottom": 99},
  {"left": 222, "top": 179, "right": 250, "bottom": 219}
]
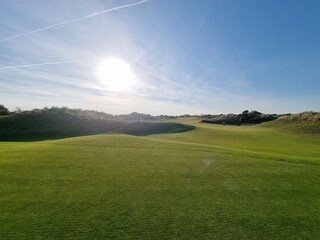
[
  {"left": 117, "top": 112, "right": 157, "bottom": 121},
  {"left": 261, "top": 111, "right": 320, "bottom": 135},
  {"left": 0, "top": 107, "right": 194, "bottom": 141}
]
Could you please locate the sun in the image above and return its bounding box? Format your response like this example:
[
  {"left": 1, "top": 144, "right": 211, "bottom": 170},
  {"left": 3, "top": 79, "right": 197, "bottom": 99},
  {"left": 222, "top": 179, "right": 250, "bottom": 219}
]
[{"left": 96, "top": 58, "right": 136, "bottom": 92}]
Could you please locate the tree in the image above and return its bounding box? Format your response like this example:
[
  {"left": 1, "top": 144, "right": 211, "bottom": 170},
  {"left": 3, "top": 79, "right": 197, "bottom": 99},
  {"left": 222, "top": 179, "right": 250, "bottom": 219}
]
[
  {"left": 0, "top": 104, "right": 10, "bottom": 115},
  {"left": 242, "top": 110, "right": 249, "bottom": 114}
]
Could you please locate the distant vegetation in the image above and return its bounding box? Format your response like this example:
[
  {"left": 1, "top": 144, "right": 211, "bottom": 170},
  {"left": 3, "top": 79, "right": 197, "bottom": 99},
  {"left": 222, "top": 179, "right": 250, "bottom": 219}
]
[
  {"left": 261, "top": 111, "right": 320, "bottom": 135},
  {"left": 0, "top": 104, "right": 10, "bottom": 116},
  {"left": 200, "top": 110, "right": 280, "bottom": 125},
  {"left": 0, "top": 107, "right": 194, "bottom": 141},
  {"left": 200, "top": 110, "right": 320, "bottom": 135},
  {"left": 117, "top": 112, "right": 156, "bottom": 121},
  {"left": 1, "top": 104, "right": 319, "bottom": 140}
]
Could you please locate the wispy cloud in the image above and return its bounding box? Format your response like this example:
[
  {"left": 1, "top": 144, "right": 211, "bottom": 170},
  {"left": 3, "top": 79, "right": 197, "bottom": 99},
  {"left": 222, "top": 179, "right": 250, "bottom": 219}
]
[
  {"left": 0, "top": 0, "right": 150, "bottom": 42},
  {"left": 0, "top": 59, "right": 91, "bottom": 70},
  {"left": 2, "top": 0, "right": 315, "bottom": 114}
]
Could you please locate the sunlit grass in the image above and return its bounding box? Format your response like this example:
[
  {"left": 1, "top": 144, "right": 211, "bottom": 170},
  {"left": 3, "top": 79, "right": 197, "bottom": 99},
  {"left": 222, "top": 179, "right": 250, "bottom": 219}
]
[{"left": 0, "top": 119, "right": 319, "bottom": 239}]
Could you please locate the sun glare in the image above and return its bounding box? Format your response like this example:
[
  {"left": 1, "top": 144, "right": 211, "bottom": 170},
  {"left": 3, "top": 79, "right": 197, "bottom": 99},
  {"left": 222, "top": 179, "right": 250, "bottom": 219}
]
[{"left": 97, "top": 58, "right": 136, "bottom": 92}]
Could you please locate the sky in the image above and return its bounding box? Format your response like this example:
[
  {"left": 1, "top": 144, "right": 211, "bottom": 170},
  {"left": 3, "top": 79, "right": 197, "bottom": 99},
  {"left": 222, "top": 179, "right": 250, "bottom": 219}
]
[{"left": 0, "top": 0, "right": 319, "bottom": 115}]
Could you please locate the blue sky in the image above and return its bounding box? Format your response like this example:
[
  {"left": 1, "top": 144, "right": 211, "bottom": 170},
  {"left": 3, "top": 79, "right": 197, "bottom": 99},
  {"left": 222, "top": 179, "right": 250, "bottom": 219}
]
[{"left": 0, "top": 0, "right": 319, "bottom": 115}]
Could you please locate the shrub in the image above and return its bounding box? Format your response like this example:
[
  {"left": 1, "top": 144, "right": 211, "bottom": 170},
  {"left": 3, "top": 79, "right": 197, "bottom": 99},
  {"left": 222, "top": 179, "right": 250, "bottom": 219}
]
[{"left": 0, "top": 104, "right": 10, "bottom": 115}]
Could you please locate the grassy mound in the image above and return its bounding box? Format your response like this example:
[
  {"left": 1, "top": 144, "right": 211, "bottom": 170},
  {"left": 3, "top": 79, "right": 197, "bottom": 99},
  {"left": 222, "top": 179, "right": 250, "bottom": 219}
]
[
  {"left": 261, "top": 111, "right": 320, "bottom": 135},
  {"left": 0, "top": 108, "right": 194, "bottom": 141}
]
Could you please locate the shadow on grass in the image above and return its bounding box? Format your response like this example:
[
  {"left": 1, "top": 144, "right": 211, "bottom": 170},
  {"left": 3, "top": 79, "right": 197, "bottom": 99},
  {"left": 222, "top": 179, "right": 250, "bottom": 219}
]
[{"left": 0, "top": 120, "right": 195, "bottom": 142}]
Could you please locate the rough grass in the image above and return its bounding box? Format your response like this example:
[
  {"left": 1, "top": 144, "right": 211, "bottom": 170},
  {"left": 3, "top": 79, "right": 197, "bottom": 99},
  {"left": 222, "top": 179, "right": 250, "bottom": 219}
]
[
  {"left": 0, "top": 118, "right": 319, "bottom": 239},
  {"left": 0, "top": 110, "right": 194, "bottom": 141},
  {"left": 261, "top": 111, "right": 320, "bottom": 136}
]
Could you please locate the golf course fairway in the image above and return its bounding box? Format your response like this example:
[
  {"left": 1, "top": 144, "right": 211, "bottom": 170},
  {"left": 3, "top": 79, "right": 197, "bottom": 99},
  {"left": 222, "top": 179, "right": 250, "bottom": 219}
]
[{"left": 0, "top": 118, "right": 319, "bottom": 239}]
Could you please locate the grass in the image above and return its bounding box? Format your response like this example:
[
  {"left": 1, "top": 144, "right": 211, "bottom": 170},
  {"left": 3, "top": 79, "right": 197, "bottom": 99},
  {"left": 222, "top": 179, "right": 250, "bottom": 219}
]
[
  {"left": 0, "top": 108, "right": 194, "bottom": 140},
  {"left": 0, "top": 118, "right": 319, "bottom": 239},
  {"left": 261, "top": 111, "right": 320, "bottom": 136}
]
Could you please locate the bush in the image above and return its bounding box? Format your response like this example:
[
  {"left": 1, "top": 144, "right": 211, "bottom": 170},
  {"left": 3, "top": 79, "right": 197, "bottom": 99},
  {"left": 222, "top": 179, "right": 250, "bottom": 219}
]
[
  {"left": 0, "top": 104, "right": 10, "bottom": 115},
  {"left": 200, "top": 110, "right": 278, "bottom": 126}
]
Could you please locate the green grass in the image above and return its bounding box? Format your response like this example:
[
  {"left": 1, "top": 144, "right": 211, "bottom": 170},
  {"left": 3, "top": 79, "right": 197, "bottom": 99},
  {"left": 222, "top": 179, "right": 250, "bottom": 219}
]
[
  {"left": 0, "top": 118, "right": 319, "bottom": 239},
  {"left": 261, "top": 111, "right": 320, "bottom": 136},
  {"left": 0, "top": 109, "right": 194, "bottom": 141}
]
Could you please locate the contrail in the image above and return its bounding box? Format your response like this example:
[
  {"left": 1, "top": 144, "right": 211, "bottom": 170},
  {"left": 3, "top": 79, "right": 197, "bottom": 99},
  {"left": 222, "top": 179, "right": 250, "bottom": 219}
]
[
  {"left": 1, "top": 0, "right": 150, "bottom": 42},
  {"left": 0, "top": 59, "right": 85, "bottom": 70}
]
